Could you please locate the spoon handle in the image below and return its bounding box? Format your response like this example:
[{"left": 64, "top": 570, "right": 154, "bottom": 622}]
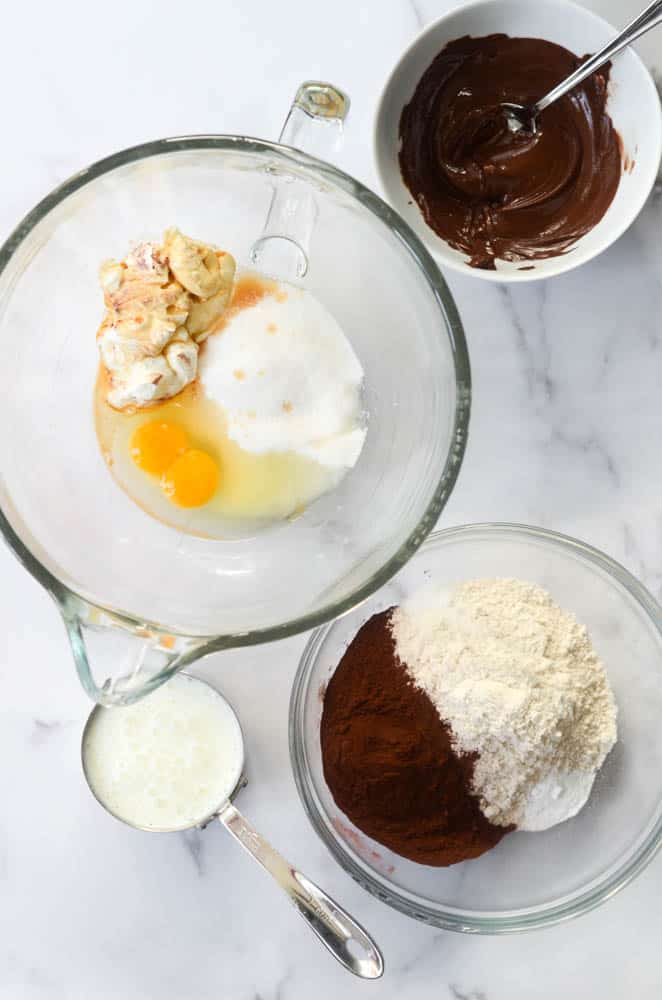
[
  {"left": 536, "top": 0, "right": 662, "bottom": 115},
  {"left": 217, "top": 802, "right": 383, "bottom": 979}
]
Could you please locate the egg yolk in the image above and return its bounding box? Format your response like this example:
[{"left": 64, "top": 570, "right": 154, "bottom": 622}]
[
  {"left": 131, "top": 422, "right": 188, "bottom": 476},
  {"left": 161, "top": 449, "right": 219, "bottom": 507}
]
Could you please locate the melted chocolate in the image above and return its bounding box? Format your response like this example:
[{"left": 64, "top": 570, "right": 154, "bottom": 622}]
[{"left": 399, "top": 35, "right": 622, "bottom": 269}]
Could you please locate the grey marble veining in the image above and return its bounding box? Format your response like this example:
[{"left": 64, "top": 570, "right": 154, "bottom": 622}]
[{"left": 1, "top": 0, "right": 662, "bottom": 996}]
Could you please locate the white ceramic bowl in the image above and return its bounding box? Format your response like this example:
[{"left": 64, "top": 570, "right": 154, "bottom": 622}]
[{"left": 374, "top": 0, "right": 662, "bottom": 282}]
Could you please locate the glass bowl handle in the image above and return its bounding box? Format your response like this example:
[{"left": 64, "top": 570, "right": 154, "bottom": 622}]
[{"left": 250, "top": 81, "right": 350, "bottom": 279}]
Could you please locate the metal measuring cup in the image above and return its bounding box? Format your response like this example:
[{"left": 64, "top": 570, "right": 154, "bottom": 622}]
[{"left": 81, "top": 675, "right": 383, "bottom": 980}]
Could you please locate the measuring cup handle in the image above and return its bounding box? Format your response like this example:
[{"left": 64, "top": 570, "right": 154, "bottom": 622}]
[
  {"left": 250, "top": 82, "right": 350, "bottom": 279},
  {"left": 217, "top": 802, "right": 383, "bottom": 979}
]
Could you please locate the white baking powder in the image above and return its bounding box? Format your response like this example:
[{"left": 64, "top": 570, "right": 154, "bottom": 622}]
[{"left": 391, "top": 578, "right": 617, "bottom": 831}]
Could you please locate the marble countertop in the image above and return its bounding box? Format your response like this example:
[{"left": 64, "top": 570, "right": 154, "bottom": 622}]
[{"left": 1, "top": 0, "right": 661, "bottom": 996}]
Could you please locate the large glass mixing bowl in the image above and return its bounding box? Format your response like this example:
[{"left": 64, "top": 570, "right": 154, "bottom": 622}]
[{"left": 0, "top": 83, "right": 470, "bottom": 705}]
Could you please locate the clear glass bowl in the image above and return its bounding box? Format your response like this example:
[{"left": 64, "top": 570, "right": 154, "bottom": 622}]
[
  {"left": 289, "top": 524, "right": 662, "bottom": 933},
  {"left": 0, "top": 86, "right": 469, "bottom": 703}
]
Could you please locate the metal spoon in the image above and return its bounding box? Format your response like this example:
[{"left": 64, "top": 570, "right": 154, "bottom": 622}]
[
  {"left": 502, "top": 0, "right": 662, "bottom": 133},
  {"left": 81, "top": 675, "right": 384, "bottom": 980}
]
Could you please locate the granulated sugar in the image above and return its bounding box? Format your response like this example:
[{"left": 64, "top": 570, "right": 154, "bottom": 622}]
[
  {"left": 200, "top": 280, "right": 366, "bottom": 468},
  {"left": 391, "top": 578, "right": 617, "bottom": 831}
]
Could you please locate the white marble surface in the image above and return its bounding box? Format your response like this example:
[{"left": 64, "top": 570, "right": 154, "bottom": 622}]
[{"left": 1, "top": 0, "right": 661, "bottom": 996}]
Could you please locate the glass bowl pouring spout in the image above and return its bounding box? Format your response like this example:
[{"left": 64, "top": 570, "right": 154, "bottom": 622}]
[{"left": 0, "top": 83, "right": 470, "bottom": 706}]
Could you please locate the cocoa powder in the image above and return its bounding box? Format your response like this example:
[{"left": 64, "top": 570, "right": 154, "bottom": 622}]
[{"left": 320, "top": 610, "right": 510, "bottom": 866}]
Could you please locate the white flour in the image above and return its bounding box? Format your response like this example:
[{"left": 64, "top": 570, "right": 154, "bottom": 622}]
[{"left": 391, "top": 578, "right": 617, "bottom": 831}]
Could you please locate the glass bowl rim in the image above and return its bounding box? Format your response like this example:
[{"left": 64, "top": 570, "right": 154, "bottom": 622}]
[
  {"left": 288, "top": 521, "right": 662, "bottom": 934},
  {"left": 0, "top": 133, "right": 470, "bottom": 646}
]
